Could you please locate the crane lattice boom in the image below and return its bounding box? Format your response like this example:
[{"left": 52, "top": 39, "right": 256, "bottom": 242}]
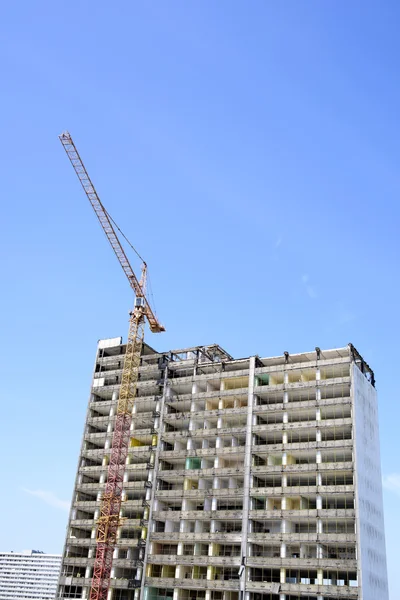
[{"left": 59, "top": 131, "right": 164, "bottom": 334}]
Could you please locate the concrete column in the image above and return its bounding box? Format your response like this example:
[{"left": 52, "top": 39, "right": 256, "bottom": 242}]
[
  {"left": 282, "top": 431, "right": 288, "bottom": 444},
  {"left": 85, "top": 566, "right": 91, "bottom": 578},
  {"left": 316, "top": 429, "right": 321, "bottom": 442},
  {"left": 284, "top": 372, "right": 289, "bottom": 385},
  {"left": 316, "top": 495, "right": 322, "bottom": 510},
  {"left": 283, "top": 412, "right": 288, "bottom": 424},
  {"left": 282, "top": 452, "right": 287, "bottom": 466},
  {"left": 317, "top": 544, "right": 323, "bottom": 559},
  {"left": 279, "top": 594, "right": 286, "bottom": 600},
  {"left": 173, "top": 589, "right": 179, "bottom": 600},
  {"left": 175, "top": 564, "right": 184, "bottom": 579},
  {"left": 138, "top": 369, "right": 169, "bottom": 600},
  {"left": 240, "top": 357, "right": 256, "bottom": 600},
  {"left": 316, "top": 450, "right": 321, "bottom": 464},
  {"left": 316, "top": 387, "right": 321, "bottom": 401},
  {"left": 281, "top": 496, "right": 287, "bottom": 510},
  {"left": 317, "top": 519, "right": 322, "bottom": 534},
  {"left": 316, "top": 369, "right": 321, "bottom": 382},
  {"left": 316, "top": 408, "right": 321, "bottom": 421},
  {"left": 283, "top": 391, "right": 288, "bottom": 404},
  {"left": 317, "top": 569, "right": 323, "bottom": 585},
  {"left": 107, "top": 589, "right": 113, "bottom": 600},
  {"left": 280, "top": 543, "right": 286, "bottom": 558},
  {"left": 214, "top": 456, "right": 222, "bottom": 468},
  {"left": 316, "top": 472, "right": 322, "bottom": 486},
  {"left": 282, "top": 474, "right": 287, "bottom": 487},
  {"left": 280, "top": 567, "right": 286, "bottom": 584}
]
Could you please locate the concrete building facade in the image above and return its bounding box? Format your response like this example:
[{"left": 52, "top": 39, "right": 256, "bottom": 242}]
[
  {"left": 57, "top": 340, "right": 388, "bottom": 600},
  {"left": 0, "top": 550, "right": 61, "bottom": 599}
]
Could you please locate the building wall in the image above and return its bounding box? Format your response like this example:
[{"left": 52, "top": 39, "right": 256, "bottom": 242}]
[
  {"left": 0, "top": 551, "right": 61, "bottom": 600},
  {"left": 352, "top": 365, "right": 389, "bottom": 600}
]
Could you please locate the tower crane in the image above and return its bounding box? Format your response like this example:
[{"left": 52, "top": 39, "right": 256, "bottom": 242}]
[{"left": 59, "top": 132, "right": 165, "bottom": 600}]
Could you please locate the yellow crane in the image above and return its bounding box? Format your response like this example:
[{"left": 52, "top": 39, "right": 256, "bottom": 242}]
[{"left": 59, "top": 132, "right": 164, "bottom": 600}]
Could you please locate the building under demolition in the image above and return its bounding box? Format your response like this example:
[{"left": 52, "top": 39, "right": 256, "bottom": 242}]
[{"left": 56, "top": 340, "right": 388, "bottom": 600}]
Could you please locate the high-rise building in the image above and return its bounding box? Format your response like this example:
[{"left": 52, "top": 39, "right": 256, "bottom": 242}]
[
  {"left": 57, "top": 339, "right": 388, "bottom": 600},
  {"left": 0, "top": 550, "right": 61, "bottom": 599}
]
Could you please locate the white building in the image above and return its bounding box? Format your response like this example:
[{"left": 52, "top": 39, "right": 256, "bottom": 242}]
[{"left": 0, "top": 550, "right": 61, "bottom": 600}]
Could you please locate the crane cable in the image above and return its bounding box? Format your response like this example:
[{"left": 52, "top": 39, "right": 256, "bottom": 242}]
[
  {"left": 104, "top": 207, "right": 145, "bottom": 264},
  {"left": 104, "top": 207, "right": 159, "bottom": 317}
]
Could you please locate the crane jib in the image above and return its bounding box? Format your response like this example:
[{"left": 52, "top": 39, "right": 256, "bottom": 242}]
[{"left": 58, "top": 131, "right": 164, "bottom": 333}]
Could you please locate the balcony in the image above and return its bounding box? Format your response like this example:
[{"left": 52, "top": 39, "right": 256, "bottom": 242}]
[
  {"left": 247, "top": 532, "right": 356, "bottom": 544},
  {"left": 145, "top": 576, "right": 239, "bottom": 590},
  {"left": 147, "top": 555, "right": 241, "bottom": 567},
  {"left": 153, "top": 510, "right": 243, "bottom": 521},
  {"left": 246, "top": 556, "right": 357, "bottom": 570},
  {"left": 251, "top": 461, "right": 353, "bottom": 475},
  {"left": 150, "top": 532, "right": 242, "bottom": 544}
]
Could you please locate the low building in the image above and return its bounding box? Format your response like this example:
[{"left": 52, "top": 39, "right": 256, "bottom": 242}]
[{"left": 0, "top": 550, "right": 61, "bottom": 599}]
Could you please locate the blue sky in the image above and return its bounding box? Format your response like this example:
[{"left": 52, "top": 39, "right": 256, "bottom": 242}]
[{"left": 1, "top": 1, "right": 399, "bottom": 596}]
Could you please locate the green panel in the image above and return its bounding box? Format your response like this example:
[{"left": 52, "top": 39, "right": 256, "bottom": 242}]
[
  {"left": 256, "top": 374, "right": 269, "bottom": 386},
  {"left": 185, "top": 457, "right": 202, "bottom": 470}
]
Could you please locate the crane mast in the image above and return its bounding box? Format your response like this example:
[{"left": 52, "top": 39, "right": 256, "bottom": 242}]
[{"left": 59, "top": 132, "right": 164, "bottom": 600}]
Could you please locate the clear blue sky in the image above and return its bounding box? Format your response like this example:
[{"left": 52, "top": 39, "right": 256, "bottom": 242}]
[{"left": 1, "top": 1, "right": 399, "bottom": 596}]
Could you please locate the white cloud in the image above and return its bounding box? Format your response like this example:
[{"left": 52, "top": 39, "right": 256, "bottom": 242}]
[
  {"left": 22, "top": 488, "right": 70, "bottom": 512},
  {"left": 301, "top": 274, "right": 317, "bottom": 299},
  {"left": 275, "top": 236, "right": 282, "bottom": 248},
  {"left": 383, "top": 474, "right": 400, "bottom": 496}
]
